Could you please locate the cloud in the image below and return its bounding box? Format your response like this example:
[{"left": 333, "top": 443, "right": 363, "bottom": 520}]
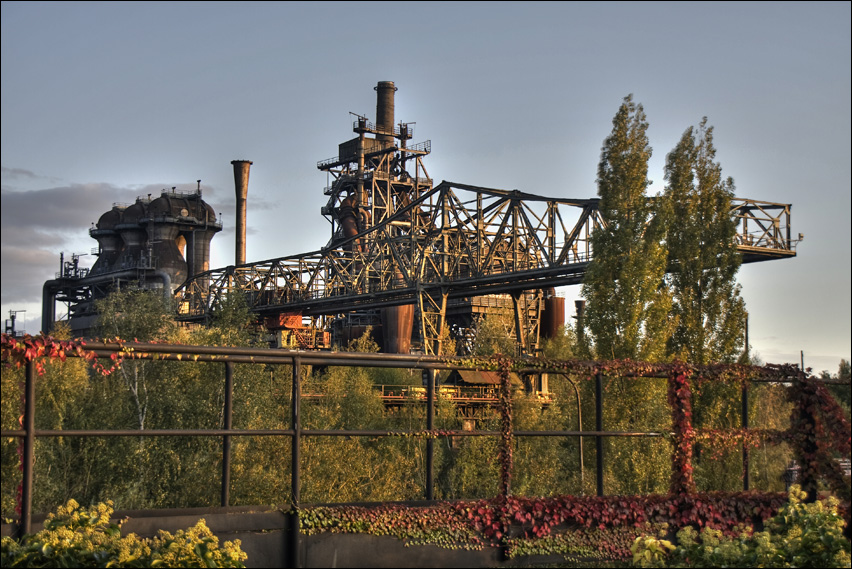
[
  {"left": 0, "top": 182, "right": 135, "bottom": 306},
  {"left": 204, "top": 196, "right": 281, "bottom": 221},
  {"left": 1, "top": 167, "right": 64, "bottom": 191},
  {"left": 0, "top": 246, "right": 61, "bottom": 305},
  {"left": 1, "top": 183, "right": 140, "bottom": 232},
  {"left": 0, "top": 178, "right": 224, "bottom": 308},
  {"left": 1, "top": 167, "right": 39, "bottom": 180},
  {"left": 0, "top": 225, "right": 66, "bottom": 250}
]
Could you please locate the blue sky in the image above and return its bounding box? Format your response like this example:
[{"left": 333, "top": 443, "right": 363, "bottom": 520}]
[{"left": 1, "top": 1, "right": 849, "bottom": 374}]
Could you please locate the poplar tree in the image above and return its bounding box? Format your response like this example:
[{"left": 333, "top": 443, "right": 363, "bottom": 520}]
[
  {"left": 581, "top": 95, "right": 672, "bottom": 361},
  {"left": 662, "top": 118, "right": 746, "bottom": 364}
]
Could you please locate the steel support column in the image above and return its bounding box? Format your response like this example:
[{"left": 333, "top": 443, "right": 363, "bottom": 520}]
[
  {"left": 289, "top": 356, "right": 301, "bottom": 568},
  {"left": 417, "top": 288, "right": 448, "bottom": 355}
]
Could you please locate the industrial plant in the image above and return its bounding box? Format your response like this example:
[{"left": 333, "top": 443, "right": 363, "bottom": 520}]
[
  {"left": 42, "top": 182, "right": 221, "bottom": 335},
  {"left": 43, "top": 82, "right": 797, "bottom": 363}
]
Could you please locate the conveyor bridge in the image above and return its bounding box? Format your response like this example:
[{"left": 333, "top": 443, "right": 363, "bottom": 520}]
[{"left": 175, "top": 181, "right": 795, "bottom": 353}]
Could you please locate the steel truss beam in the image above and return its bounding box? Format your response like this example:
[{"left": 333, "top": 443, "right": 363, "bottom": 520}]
[{"left": 175, "top": 182, "right": 796, "bottom": 353}]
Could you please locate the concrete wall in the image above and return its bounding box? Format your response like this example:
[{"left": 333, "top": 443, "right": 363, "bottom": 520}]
[{"left": 2, "top": 503, "right": 576, "bottom": 568}]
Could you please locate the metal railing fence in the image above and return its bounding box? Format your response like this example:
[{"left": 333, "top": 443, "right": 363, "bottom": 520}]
[{"left": 2, "top": 341, "right": 786, "bottom": 565}]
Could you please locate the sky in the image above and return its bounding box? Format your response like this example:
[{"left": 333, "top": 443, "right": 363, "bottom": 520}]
[{"left": 1, "top": 1, "right": 849, "bottom": 375}]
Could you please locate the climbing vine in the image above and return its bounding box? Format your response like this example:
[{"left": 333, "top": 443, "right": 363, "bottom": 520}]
[
  {"left": 0, "top": 334, "right": 177, "bottom": 378},
  {"left": 667, "top": 366, "right": 696, "bottom": 495},
  {"left": 299, "top": 492, "right": 791, "bottom": 562},
  {"left": 786, "top": 371, "right": 851, "bottom": 504},
  {"left": 1, "top": 334, "right": 125, "bottom": 376},
  {"left": 693, "top": 428, "right": 787, "bottom": 459},
  {"left": 496, "top": 355, "right": 513, "bottom": 498}
]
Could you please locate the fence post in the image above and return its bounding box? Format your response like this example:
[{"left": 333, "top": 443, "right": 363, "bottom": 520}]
[
  {"left": 566, "top": 376, "right": 584, "bottom": 495},
  {"left": 793, "top": 372, "right": 819, "bottom": 503},
  {"left": 17, "top": 360, "right": 36, "bottom": 539},
  {"left": 289, "top": 356, "right": 301, "bottom": 567},
  {"left": 667, "top": 368, "right": 696, "bottom": 495},
  {"left": 595, "top": 372, "right": 604, "bottom": 497},
  {"left": 221, "top": 361, "right": 234, "bottom": 507},
  {"left": 423, "top": 369, "right": 435, "bottom": 500}
]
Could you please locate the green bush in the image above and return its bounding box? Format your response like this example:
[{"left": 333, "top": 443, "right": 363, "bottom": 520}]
[
  {"left": 0, "top": 499, "right": 247, "bottom": 568},
  {"left": 630, "top": 486, "right": 850, "bottom": 568}
]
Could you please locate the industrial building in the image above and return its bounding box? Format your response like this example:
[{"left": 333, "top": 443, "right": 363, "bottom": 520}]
[{"left": 42, "top": 183, "right": 221, "bottom": 336}]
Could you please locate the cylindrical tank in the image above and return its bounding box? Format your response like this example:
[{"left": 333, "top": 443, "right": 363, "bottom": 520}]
[
  {"left": 89, "top": 206, "right": 124, "bottom": 274},
  {"left": 231, "top": 160, "right": 252, "bottom": 266},
  {"left": 181, "top": 196, "right": 219, "bottom": 281},
  {"left": 375, "top": 81, "right": 396, "bottom": 145},
  {"left": 338, "top": 194, "right": 360, "bottom": 246},
  {"left": 541, "top": 288, "right": 565, "bottom": 339},
  {"left": 147, "top": 195, "right": 189, "bottom": 287},
  {"left": 381, "top": 264, "right": 414, "bottom": 353},
  {"left": 115, "top": 200, "right": 147, "bottom": 269},
  {"left": 186, "top": 228, "right": 217, "bottom": 278},
  {"left": 381, "top": 304, "right": 414, "bottom": 354}
]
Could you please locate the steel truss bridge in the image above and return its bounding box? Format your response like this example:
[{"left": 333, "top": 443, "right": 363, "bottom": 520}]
[{"left": 175, "top": 181, "right": 796, "bottom": 354}]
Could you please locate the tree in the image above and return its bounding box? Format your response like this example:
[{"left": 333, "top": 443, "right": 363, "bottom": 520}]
[
  {"left": 581, "top": 95, "right": 672, "bottom": 361},
  {"left": 472, "top": 313, "right": 518, "bottom": 357},
  {"left": 661, "top": 118, "right": 746, "bottom": 364},
  {"left": 94, "top": 288, "right": 176, "bottom": 342},
  {"left": 820, "top": 359, "right": 851, "bottom": 420},
  {"left": 0, "top": 322, "right": 106, "bottom": 515},
  {"left": 94, "top": 289, "right": 176, "bottom": 430},
  {"left": 658, "top": 120, "right": 750, "bottom": 490},
  {"left": 578, "top": 96, "right": 674, "bottom": 494},
  {"left": 298, "top": 330, "right": 425, "bottom": 503},
  {"left": 840, "top": 359, "right": 851, "bottom": 381}
]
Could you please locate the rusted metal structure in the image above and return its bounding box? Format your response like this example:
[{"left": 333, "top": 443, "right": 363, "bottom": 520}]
[
  {"left": 50, "top": 82, "right": 798, "bottom": 353},
  {"left": 173, "top": 82, "right": 798, "bottom": 355},
  {"left": 42, "top": 184, "right": 222, "bottom": 335}
]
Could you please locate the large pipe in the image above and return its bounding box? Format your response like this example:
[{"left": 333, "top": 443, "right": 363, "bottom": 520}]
[
  {"left": 42, "top": 270, "right": 171, "bottom": 334},
  {"left": 231, "top": 160, "right": 252, "bottom": 266}
]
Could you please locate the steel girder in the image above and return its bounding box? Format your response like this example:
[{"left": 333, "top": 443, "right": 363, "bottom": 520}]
[
  {"left": 175, "top": 182, "right": 600, "bottom": 316},
  {"left": 174, "top": 184, "right": 796, "bottom": 353}
]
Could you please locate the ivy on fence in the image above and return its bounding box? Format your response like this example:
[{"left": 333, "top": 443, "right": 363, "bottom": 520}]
[
  {"left": 667, "top": 367, "right": 696, "bottom": 495},
  {"left": 786, "top": 372, "right": 852, "bottom": 503},
  {"left": 299, "top": 492, "right": 794, "bottom": 561}
]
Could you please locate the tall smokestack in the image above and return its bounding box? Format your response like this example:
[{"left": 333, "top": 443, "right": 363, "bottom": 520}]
[
  {"left": 374, "top": 81, "right": 397, "bottom": 145},
  {"left": 231, "top": 160, "right": 252, "bottom": 266}
]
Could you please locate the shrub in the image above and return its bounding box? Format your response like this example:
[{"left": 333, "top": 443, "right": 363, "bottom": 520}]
[
  {"left": 630, "top": 528, "right": 675, "bottom": 568},
  {"left": 630, "top": 486, "right": 850, "bottom": 568},
  {"left": 0, "top": 499, "right": 247, "bottom": 568}
]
